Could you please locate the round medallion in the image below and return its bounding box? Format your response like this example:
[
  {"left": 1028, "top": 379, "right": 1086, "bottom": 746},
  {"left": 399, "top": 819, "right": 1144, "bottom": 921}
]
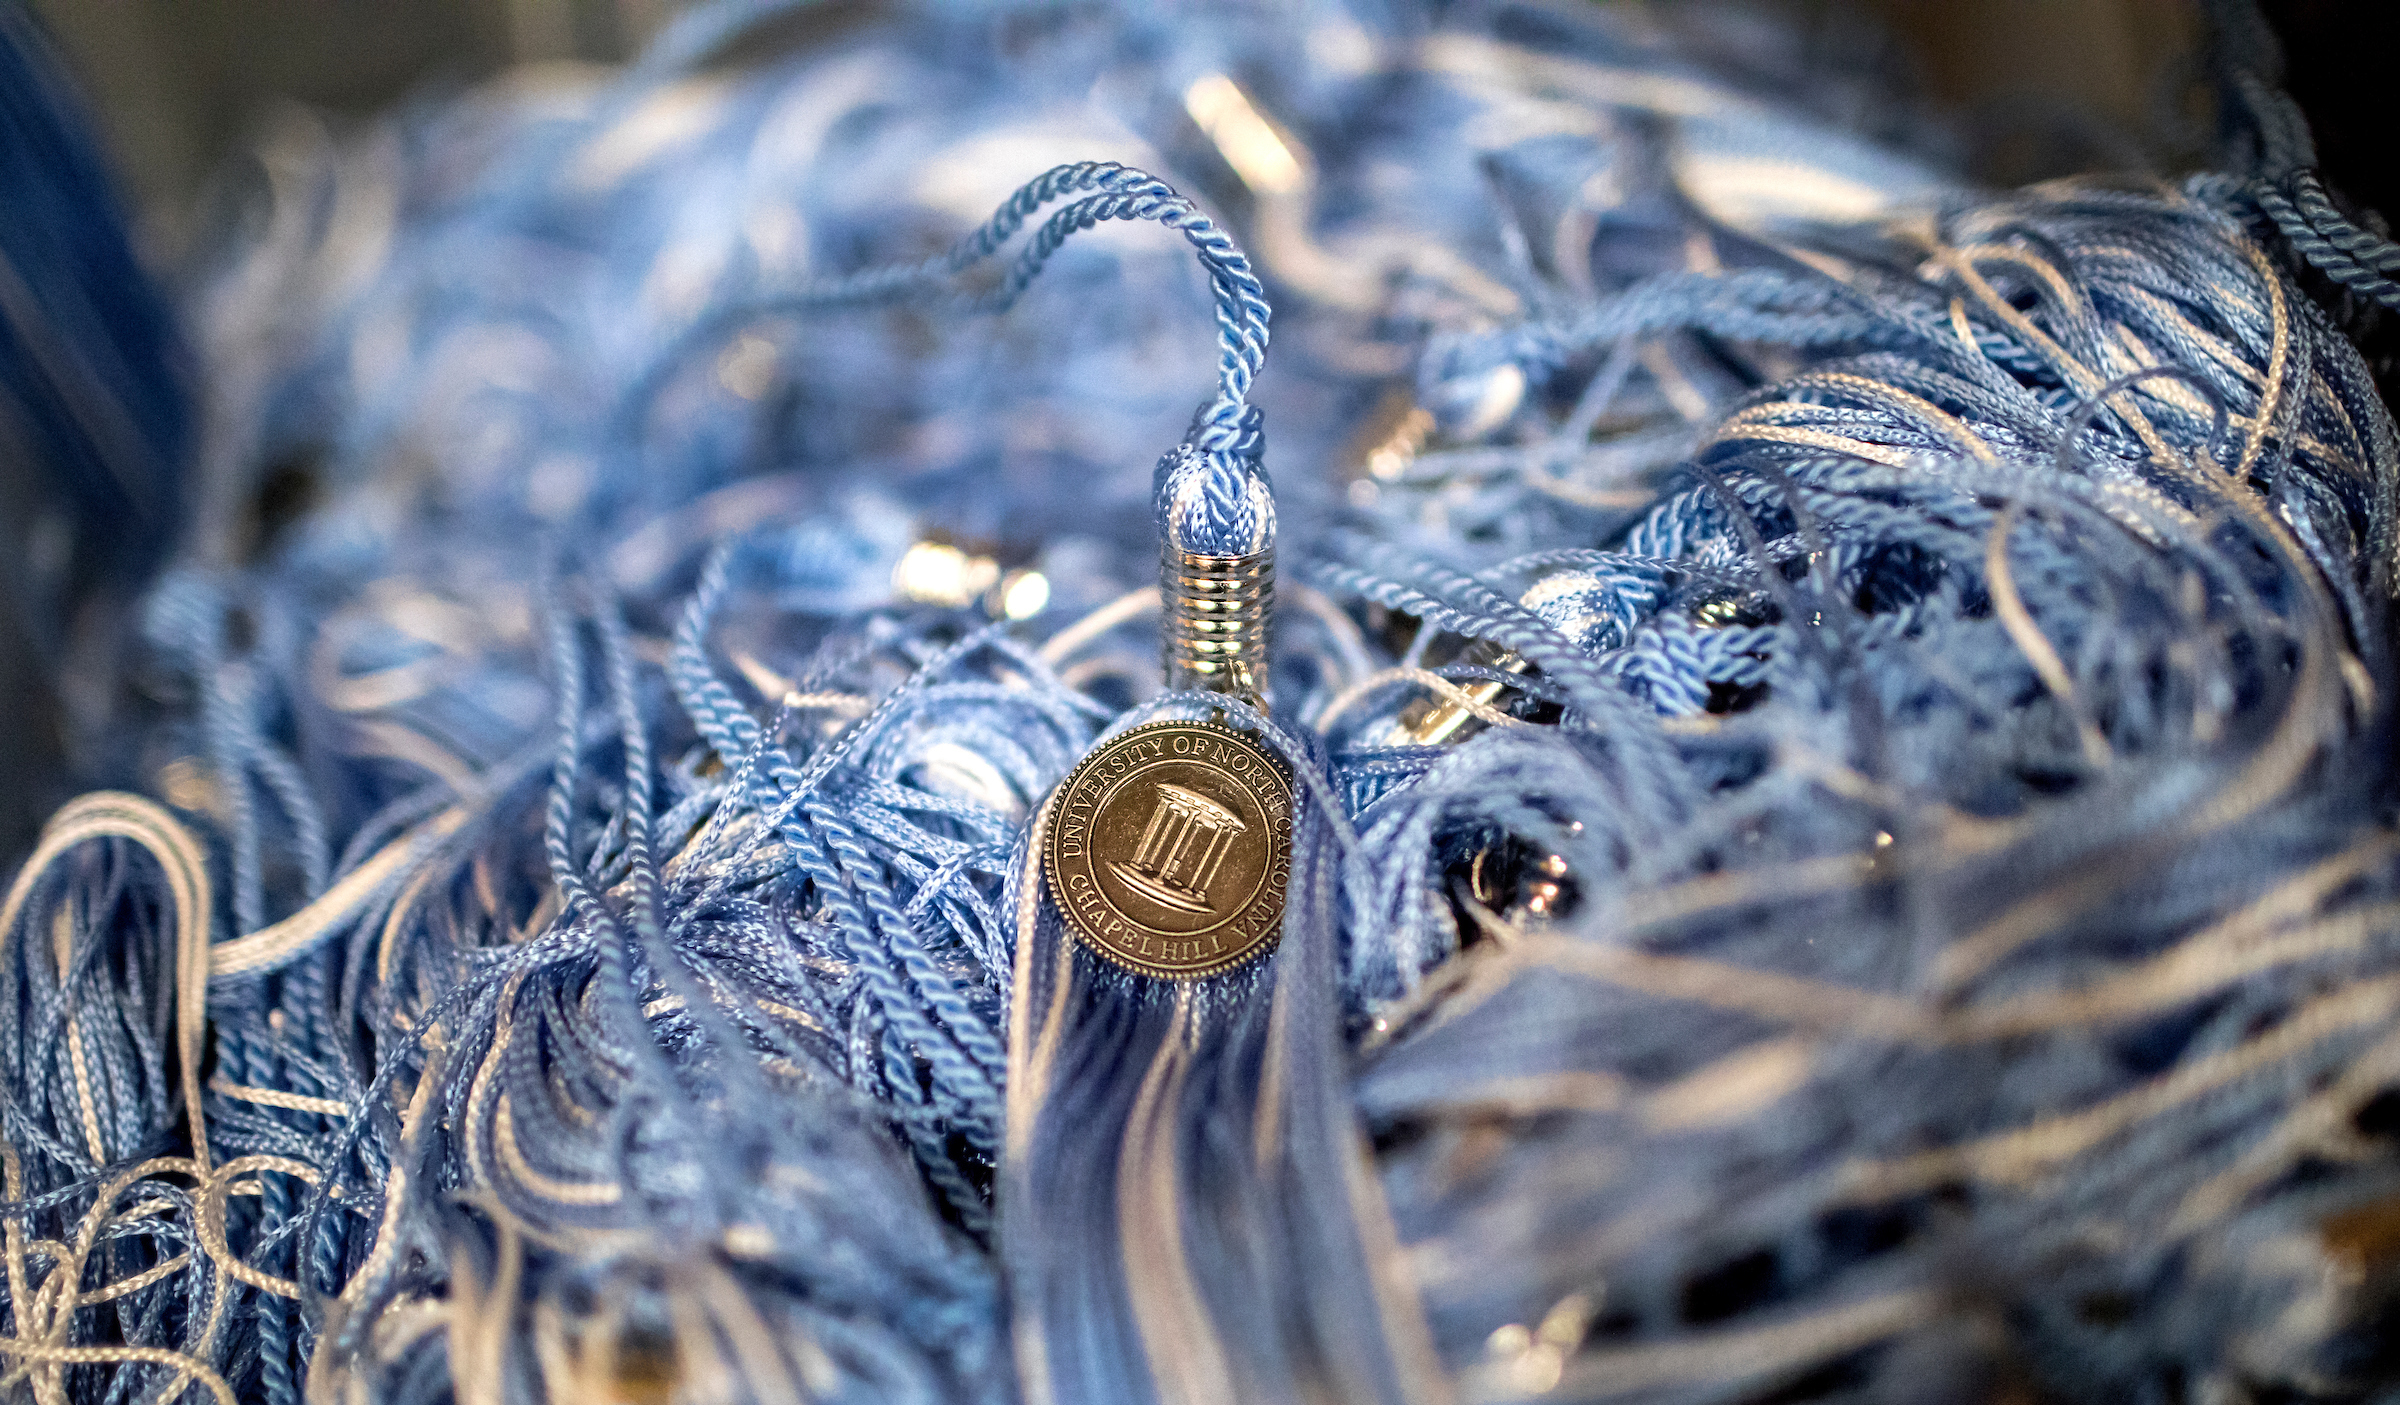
[{"left": 1042, "top": 720, "right": 1292, "bottom": 979}]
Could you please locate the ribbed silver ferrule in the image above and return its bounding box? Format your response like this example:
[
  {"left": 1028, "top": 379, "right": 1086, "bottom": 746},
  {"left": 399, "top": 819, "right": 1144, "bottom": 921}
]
[{"left": 1162, "top": 545, "right": 1274, "bottom": 708}]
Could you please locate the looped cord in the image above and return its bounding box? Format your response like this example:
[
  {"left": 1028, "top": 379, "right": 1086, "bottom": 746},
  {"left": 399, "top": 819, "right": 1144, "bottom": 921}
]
[
  {"left": 612, "top": 159, "right": 1279, "bottom": 559},
  {"left": 1, "top": 792, "right": 215, "bottom": 1175},
  {"left": 624, "top": 160, "right": 1271, "bottom": 454}
]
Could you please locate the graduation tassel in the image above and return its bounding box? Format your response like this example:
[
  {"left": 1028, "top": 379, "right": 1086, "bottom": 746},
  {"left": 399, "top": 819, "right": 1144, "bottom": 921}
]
[{"left": 1003, "top": 177, "right": 1446, "bottom": 1405}]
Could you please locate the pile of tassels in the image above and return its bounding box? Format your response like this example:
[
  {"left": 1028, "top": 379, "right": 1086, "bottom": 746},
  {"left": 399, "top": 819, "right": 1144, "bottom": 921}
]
[{"left": 10, "top": 0, "right": 2400, "bottom": 1401}]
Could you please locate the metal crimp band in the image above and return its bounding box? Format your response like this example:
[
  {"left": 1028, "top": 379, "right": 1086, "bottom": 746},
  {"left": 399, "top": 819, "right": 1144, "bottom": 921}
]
[{"left": 1161, "top": 545, "right": 1274, "bottom": 707}]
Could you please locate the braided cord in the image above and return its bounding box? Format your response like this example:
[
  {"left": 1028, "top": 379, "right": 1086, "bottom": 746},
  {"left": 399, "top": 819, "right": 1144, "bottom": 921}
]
[
  {"left": 626, "top": 161, "right": 1269, "bottom": 452},
  {"left": 2213, "top": 9, "right": 2400, "bottom": 311},
  {"left": 2252, "top": 170, "right": 2400, "bottom": 311}
]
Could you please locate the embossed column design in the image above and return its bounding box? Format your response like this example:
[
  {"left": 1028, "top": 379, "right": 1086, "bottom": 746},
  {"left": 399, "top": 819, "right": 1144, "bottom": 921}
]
[
  {"left": 1127, "top": 793, "right": 1176, "bottom": 874},
  {"left": 1112, "top": 783, "right": 1246, "bottom": 914}
]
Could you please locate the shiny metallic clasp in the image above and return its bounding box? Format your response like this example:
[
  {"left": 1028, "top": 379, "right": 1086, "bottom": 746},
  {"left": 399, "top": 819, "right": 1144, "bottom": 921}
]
[{"left": 1161, "top": 545, "right": 1275, "bottom": 709}]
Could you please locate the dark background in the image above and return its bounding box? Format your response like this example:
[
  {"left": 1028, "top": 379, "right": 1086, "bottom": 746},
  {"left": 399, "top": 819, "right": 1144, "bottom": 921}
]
[{"left": 2265, "top": 0, "right": 2399, "bottom": 249}]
